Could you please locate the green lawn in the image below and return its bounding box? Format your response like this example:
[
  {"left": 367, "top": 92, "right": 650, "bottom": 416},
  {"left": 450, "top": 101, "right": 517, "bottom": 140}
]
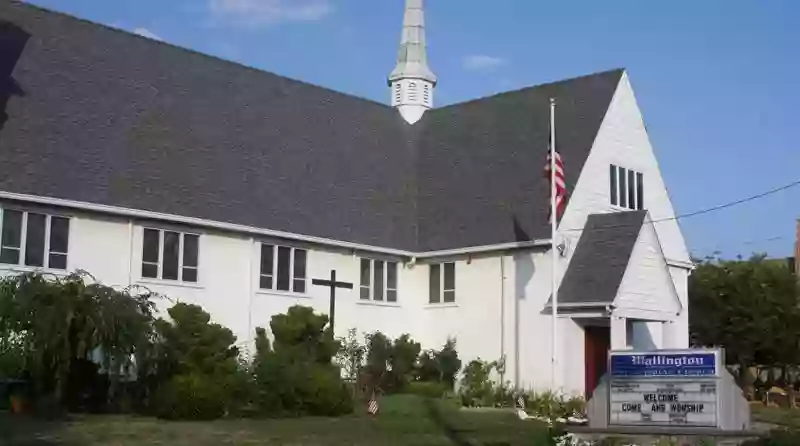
[
  {"left": 0, "top": 396, "right": 554, "bottom": 446},
  {"left": 751, "top": 404, "right": 800, "bottom": 429}
]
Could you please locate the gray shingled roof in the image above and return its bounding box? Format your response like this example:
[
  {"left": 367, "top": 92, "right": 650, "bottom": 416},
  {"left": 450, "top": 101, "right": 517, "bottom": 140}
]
[
  {"left": 0, "top": 1, "right": 623, "bottom": 252},
  {"left": 549, "top": 211, "right": 647, "bottom": 306}
]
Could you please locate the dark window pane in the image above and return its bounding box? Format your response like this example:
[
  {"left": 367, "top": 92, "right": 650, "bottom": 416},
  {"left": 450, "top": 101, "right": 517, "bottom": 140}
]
[
  {"left": 142, "top": 262, "right": 158, "bottom": 278},
  {"left": 387, "top": 262, "right": 397, "bottom": 290},
  {"left": 143, "top": 229, "right": 160, "bottom": 263},
  {"left": 183, "top": 234, "right": 199, "bottom": 268},
  {"left": 0, "top": 248, "right": 19, "bottom": 264},
  {"left": 444, "top": 263, "right": 455, "bottom": 290},
  {"left": 636, "top": 172, "right": 644, "bottom": 210},
  {"left": 618, "top": 167, "right": 627, "bottom": 208},
  {"left": 444, "top": 291, "right": 456, "bottom": 303},
  {"left": 49, "top": 217, "right": 69, "bottom": 254},
  {"left": 293, "top": 279, "right": 306, "bottom": 294},
  {"left": 182, "top": 267, "right": 198, "bottom": 283},
  {"left": 49, "top": 253, "right": 67, "bottom": 270},
  {"left": 387, "top": 290, "right": 397, "bottom": 303},
  {"left": 2, "top": 210, "right": 22, "bottom": 249},
  {"left": 627, "top": 169, "right": 635, "bottom": 210},
  {"left": 25, "top": 213, "right": 46, "bottom": 267},
  {"left": 609, "top": 165, "right": 618, "bottom": 206},
  {"left": 360, "top": 259, "right": 370, "bottom": 287},
  {"left": 294, "top": 249, "right": 306, "bottom": 279},
  {"left": 374, "top": 260, "right": 384, "bottom": 301},
  {"left": 261, "top": 244, "right": 274, "bottom": 277},
  {"left": 260, "top": 275, "right": 273, "bottom": 290},
  {"left": 277, "top": 246, "right": 291, "bottom": 291},
  {"left": 429, "top": 265, "right": 440, "bottom": 304},
  {"left": 162, "top": 231, "right": 180, "bottom": 280},
  {"left": 360, "top": 286, "right": 370, "bottom": 300}
]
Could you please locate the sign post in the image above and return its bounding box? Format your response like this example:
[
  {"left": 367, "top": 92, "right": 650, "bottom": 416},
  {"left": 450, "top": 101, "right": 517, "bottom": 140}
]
[
  {"left": 607, "top": 349, "right": 724, "bottom": 428},
  {"left": 311, "top": 269, "right": 353, "bottom": 334}
]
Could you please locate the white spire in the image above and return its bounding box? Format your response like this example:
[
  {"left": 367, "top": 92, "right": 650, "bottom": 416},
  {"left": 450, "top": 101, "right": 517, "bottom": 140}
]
[{"left": 389, "top": 0, "right": 436, "bottom": 125}]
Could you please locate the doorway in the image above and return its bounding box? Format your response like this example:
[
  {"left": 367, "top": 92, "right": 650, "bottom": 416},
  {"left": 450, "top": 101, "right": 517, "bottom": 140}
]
[{"left": 584, "top": 325, "right": 610, "bottom": 400}]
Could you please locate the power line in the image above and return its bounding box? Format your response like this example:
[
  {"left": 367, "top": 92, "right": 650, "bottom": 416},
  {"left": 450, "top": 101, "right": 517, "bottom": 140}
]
[{"left": 560, "top": 177, "right": 800, "bottom": 233}]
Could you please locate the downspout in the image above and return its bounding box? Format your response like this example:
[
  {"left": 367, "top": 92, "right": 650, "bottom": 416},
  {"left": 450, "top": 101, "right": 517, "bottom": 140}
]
[
  {"left": 247, "top": 237, "right": 255, "bottom": 354},
  {"left": 127, "top": 220, "right": 134, "bottom": 287},
  {"left": 499, "top": 255, "right": 506, "bottom": 385}
]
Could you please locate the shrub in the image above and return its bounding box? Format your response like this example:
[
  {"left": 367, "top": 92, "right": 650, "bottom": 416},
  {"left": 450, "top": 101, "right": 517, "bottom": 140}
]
[
  {"left": 154, "top": 373, "right": 227, "bottom": 420},
  {"left": 458, "top": 359, "right": 496, "bottom": 407},
  {"left": 404, "top": 381, "right": 447, "bottom": 398}
]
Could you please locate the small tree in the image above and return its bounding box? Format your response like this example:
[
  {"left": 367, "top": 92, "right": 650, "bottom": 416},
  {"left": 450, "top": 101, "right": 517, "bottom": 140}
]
[
  {"left": 389, "top": 334, "right": 421, "bottom": 392},
  {"left": 335, "top": 328, "right": 365, "bottom": 387}
]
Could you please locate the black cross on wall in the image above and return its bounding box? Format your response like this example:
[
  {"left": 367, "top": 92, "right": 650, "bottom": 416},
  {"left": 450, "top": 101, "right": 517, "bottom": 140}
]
[{"left": 311, "top": 269, "right": 353, "bottom": 334}]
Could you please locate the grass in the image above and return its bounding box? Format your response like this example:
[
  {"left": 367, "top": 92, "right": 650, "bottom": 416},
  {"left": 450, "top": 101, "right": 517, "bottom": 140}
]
[
  {"left": 751, "top": 404, "right": 800, "bottom": 429},
  {"left": 0, "top": 395, "right": 555, "bottom": 446}
]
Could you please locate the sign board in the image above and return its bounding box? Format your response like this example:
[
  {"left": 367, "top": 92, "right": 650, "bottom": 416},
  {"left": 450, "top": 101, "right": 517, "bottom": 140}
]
[{"left": 608, "top": 349, "right": 723, "bottom": 428}]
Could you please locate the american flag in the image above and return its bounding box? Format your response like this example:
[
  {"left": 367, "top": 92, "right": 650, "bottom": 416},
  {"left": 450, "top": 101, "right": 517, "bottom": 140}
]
[
  {"left": 368, "top": 398, "right": 379, "bottom": 415},
  {"left": 544, "top": 132, "right": 567, "bottom": 224}
]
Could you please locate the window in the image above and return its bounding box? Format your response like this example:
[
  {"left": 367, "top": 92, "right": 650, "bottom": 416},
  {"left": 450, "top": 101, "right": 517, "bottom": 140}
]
[
  {"left": 260, "top": 244, "right": 306, "bottom": 293},
  {"left": 429, "top": 262, "right": 455, "bottom": 304},
  {"left": 423, "top": 84, "right": 430, "bottom": 105},
  {"left": 394, "top": 83, "right": 402, "bottom": 103},
  {"left": 609, "top": 165, "right": 644, "bottom": 210},
  {"left": 360, "top": 258, "right": 398, "bottom": 302},
  {"left": 408, "top": 81, "right": 418, "bottom": 102},
  {"left": 0, "top": 209, "right": 70, "bottom": 270},
  {"left": 141, "top": 228, "right": 199, "bottom": 283}
]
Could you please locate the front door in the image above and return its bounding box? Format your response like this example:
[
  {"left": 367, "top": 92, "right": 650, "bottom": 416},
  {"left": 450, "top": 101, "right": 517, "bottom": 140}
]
[{"left": 584, "top": 325, "right": 610, "bottom": 400}]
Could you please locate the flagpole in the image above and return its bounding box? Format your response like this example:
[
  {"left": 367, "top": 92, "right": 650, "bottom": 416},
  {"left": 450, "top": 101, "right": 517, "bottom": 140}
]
[{"left": 549, "top": 97, "right": 559, "bottom": 391}]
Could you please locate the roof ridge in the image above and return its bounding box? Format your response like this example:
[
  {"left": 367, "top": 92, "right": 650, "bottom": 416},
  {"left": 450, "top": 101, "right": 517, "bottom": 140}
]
[
  {"left": 7, "top": 0, "right": 393, "bottom": 110},
  {"left": 434, "top": 68, "right": 625, "bottom": 111}
]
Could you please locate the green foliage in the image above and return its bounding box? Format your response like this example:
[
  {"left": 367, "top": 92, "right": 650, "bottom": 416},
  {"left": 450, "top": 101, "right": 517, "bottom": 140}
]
[
  {"left": 690, "top": 254, "right": 800, "bottom": 386},
  {"left": 416, "top": 338, "right": 462, "bottom": 391},
  {"left": 404, "top": 381, "right": 447, "bottom": 398},
  {"left": 146, "top": 303, "right": 243, "bottom": 419},
  {"left": 389, "top": 334, "right": 420, "bottom": 392},
  {"left": 741, "top": 427, "right": 800, "bottom": 446},
  {"left": 153, "top": 373, "right": 228, "bottom": 420},
  {"left": 335, "top": 328, "right": 365, "bottom": 383},
  {"left": 0, "top": 271, "right": 156, "bottom": 408},
  {"left": 252, "top": 305, "right": 353, "bottom": 417},
  {"left": 458, "top": 359, "right": 496, "bottom": 407},
  {"left": 363, "top": 331, "right": 392, "bottom": 392}
]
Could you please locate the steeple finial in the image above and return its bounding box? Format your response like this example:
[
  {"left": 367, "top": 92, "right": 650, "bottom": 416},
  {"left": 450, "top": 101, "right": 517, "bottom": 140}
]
[{"left": 388, "top": 0, "right": 436, "bottom": 125}]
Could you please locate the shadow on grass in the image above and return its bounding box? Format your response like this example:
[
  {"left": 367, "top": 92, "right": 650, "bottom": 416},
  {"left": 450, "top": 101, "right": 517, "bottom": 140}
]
[
  {"left": 0, "top": 411, "right": 75, "bottom": 446},
  {"left": 422, "top": 399, "right": 511, "bottom": 446}
]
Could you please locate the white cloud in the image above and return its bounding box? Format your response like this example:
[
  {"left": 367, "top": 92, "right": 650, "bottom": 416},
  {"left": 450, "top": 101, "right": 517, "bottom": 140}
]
[
  {"left": 133, "top": 27, "right": 163, "bottom": 41},
  {"left": 209, "top": 0, "right": 333, "bottom": 27},
  {"left": 463, "top": 55, "right": 507, "bottom": 72}
]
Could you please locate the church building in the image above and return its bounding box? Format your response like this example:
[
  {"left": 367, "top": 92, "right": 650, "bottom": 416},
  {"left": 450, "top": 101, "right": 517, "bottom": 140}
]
[{"left": 0, "top": 0, "right": 692, "bottom": 396}]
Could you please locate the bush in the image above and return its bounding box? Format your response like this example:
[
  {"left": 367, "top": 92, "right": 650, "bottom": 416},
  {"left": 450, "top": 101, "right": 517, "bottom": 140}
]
[
  {"left": 154, "top": 373, "right": 227, "bottom": 420},
  {"left": 404, "top": 381, "right": 447, "bottom": 398},
  {"left": 458, "top": 359, "right": 496, "bottom": 407}
]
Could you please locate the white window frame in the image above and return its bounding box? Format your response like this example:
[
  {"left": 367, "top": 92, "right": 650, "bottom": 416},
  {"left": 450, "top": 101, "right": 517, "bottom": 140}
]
[
  {"left": 0, "top": 209, "right": 70, "bottom": 270},
  {"left": 259, "top": 243, "right": 307, "bottom": 294},
  {"left": 141, "top": 228, "right": 199, "bottom": 283},
  {"left": 429, "top": 262, "right": 456, "bottom": 304},
  {"left": 359, "top": 258, "right": 398, "bottom": 302},
  {"left": 610, "top": 165, "right": 644, "bottom": 211}
]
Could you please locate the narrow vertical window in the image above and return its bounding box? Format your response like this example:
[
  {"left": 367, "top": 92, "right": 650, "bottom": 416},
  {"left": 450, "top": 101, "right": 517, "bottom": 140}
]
[
  {"left": 141, "top": 228, "right": 160, "bottom": 278},
  {"left": 0, "top": 210, "right": 22, "bottom": 265},
  {"left": 618, "top": 167, "right": 628, "bottom": 208},
  {"left": 24, "top": 213, "right": 46, "bottom": 267},
  {"left": 293, "top": 249, "right": 306, "bottom": 293},
  {"left": 609, "top": 165, "right": 618, "bottom": 206},
  {"left": 627, "top": 169, "right": 636, "bottom": 210},
  {"left": 429, "top": 264, "right": 441, "bottom": 304},
  {"left": 373, "top": 260, "right": 384, "bottom": 301},
  {"left": 260, "top": 244, "right": 274, "bottom": 289},
  {"left": 48, "top": 217, "right": 69, "bottom": 270},
  {"left": 276, "top": 246, "right": 291, "bottom": 291},
  {"left": 387, "top": 262, "right": 398, "bottom": 302},
  {"left": 360, "top": 258, "right": 371, "bottom": 300},
  {"left": 443, "top": 263, "right": 456, "bottom": 303},
  {"left": 182, "top": 234, "right": 199, "bottom": 283},
  {"left": 408, "top": 82, "right": 418, "bottom": 101},
  {"left": 636, "top": 172, "right": 644, "bottom": 210},
  {"left": 162, "top": 231, "right": 180, "bottom": 280}
]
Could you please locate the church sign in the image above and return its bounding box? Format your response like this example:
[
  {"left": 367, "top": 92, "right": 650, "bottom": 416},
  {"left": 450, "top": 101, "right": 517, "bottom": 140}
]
[{"left": 608, "top": 349, "right": 724, "bottom": 428}]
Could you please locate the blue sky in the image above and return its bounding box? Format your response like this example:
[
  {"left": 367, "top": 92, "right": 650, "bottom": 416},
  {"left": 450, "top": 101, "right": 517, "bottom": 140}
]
[{"left": 25, "top": 0, "right": 800, "bottom": 259}]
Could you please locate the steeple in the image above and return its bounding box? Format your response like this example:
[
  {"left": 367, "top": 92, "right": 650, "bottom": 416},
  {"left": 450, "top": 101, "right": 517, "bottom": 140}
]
[{"left": 389, "top": 0, "right": 436, "bottom": 125}]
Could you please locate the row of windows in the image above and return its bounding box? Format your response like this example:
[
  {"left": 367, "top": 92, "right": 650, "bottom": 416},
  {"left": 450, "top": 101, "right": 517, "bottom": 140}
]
[
  {"left": 0, "top": 209, "right": 458, "bottom": 305},
  {"left": 393, "top": 82, "right": 431, "bottom": 106},
  {"left": 610, "top": 164, "right": 644, "bottom": 211}
]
